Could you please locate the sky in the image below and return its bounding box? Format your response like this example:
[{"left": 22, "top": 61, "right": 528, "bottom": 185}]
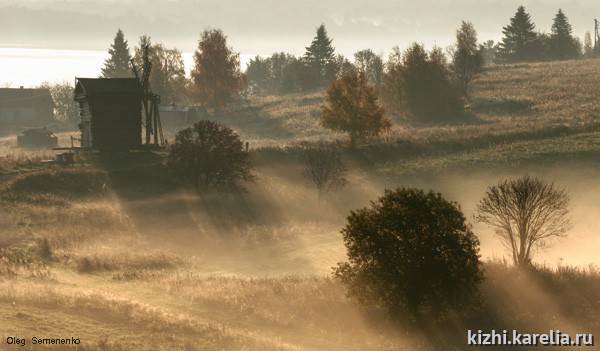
[
  {"left": 1, "top": 0, "right": 599, "bottom": 87},
  {"left": 1, "top": 0, "right": 599, "bottom": 57}
]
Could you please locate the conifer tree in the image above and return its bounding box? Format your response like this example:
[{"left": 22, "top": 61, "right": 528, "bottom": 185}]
[
  {"left": 101, "top": 29, "right": 132, "bottom": 78},
  {"left": 451, "top": 21, "right": 483, "bottom": 95},
  {"left": 497, "top": 6, "right": 538, "bottom": 63},
  {"left": 304, "top": 24, "right": 337, "bottom": 87},
  {"left": 549, "top": 9, "right": 580, "bottom": 60}
]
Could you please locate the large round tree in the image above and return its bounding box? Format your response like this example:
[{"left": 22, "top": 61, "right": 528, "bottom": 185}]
[
  {"left": 334, "top": 188, "right": 483, "bottom": 322},
  {"left": 168, "top": 121, "right": 255, "bottom": 193}
]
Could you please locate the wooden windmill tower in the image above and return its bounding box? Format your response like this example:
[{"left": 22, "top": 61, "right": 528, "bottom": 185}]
[{"left": 131, "top": 45, "right": 165, "bottom": 148}]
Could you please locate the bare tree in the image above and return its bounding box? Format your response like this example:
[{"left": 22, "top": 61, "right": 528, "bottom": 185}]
[
  {"left": 302, "top": 142, "right": 347, "bottom": 200},
  {"left": 475, "top": 176, "right": 571, "bottom": 267}
]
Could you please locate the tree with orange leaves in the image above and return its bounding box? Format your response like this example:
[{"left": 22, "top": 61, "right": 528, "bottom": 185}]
[
  {"left": 191, "top": 29, "right": 245, "bottom": 115},
  {"left": 320, "top": 71, "right": 390, "bottom": 149}
]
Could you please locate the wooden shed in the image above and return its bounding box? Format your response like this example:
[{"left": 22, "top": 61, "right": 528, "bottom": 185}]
[
  {"left": 16, "top": 127, "right": 58, "bottom": 149},
  {"left": 74, "top": 78, "right": 143, "bottom": 150}
]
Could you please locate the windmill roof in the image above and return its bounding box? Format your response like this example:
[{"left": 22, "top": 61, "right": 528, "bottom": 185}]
[{"left": 75, "top": 78, "right": 143, "bottom": 95}]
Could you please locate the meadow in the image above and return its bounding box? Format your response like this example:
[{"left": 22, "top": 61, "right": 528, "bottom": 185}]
[{"left": 1, "top": 59, "right": 600, "bottom": 350}]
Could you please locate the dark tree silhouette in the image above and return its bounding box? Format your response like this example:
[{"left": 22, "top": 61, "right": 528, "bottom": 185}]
[
  {"left": 282, "top": 57, "right": 317, "bottom": 93},
  {"left": 191, "top": 29, "right": 245, "bottom": 114},
  {"left": 245, "top": 55, "right": 270, "bottom": 95},
  {"left": 497, "top": 6, "right": 539, "bottom": 63},
  {"left": 549, "top": 9, "right": 581, "bottom": 60},
  {"left": 320, "top": 71, "right": 390, "bottom": 149},
  {"left": 245, "top": 52, "right": 300, "bottom": 95},
  {"left": 479, "top": 40, "right": 498, "bottom": 66},
  {"left": 301, "top": 142, "right": 347, "bottom": 200},
  {"left": 134, "top": 36, "right": 188, "bottom": 104},
  {"left": 380, "top": 46, "right": 404, "bottom": 119},
  {"left": 475, "top": 176, "right": 571, "bottom": 267},
  {"left": 583, "top": 31, "right": 593, "bottom": 58},
  {"left": 354, "top": 49, "right": 384, "bottom": 86},
  {"left": 401, "top": 43, "right": 465, "bottom": 121},
  {"left": 451, "top": 21, "right": 483, "bottom": 96},
  {"left": 38, "top": 81, "right": 79, "bottom": 124},
  {"left": 168, "top": 121, "right": 255, "bottom": 193},
  {"left": 101, "top": 29, "right": 132, "bottom": 78},
  {"left": 304, "top": 24, "right": 337, "bottom": 87},
  {"left": 334, "top": 188, "right": 483, "bottom": 322}
]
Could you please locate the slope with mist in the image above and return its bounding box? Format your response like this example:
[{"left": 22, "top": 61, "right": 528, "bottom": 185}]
[{"left": 1, "top": 59, "right": 600, "bottom": 350}]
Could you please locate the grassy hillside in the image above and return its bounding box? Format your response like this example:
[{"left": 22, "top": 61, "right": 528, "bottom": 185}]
[{"left": 1, "top": 59, "right": 600, "bottom": 350}]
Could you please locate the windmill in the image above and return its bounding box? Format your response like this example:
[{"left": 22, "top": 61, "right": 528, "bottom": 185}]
[{"left": 131, "top": 45, "right": 165, "bottom": 148}]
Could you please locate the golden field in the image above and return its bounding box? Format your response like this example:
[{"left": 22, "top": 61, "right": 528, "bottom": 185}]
[{"left": 1, "top": 59, "right": 600, "bottom": 350}]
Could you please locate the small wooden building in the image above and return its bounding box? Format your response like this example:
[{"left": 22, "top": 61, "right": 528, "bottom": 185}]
[
  {"left": 0, "top": 87, "right": 54, "bottom": 127},
  {"left": 17, "top": 127, "right": 58, "bottom": 149},
  {"left": 74, "top": 78, "right": 143, "bottom": 150}
]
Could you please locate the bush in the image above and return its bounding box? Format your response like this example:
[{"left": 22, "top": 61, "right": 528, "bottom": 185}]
[
  {"left": 301, "top": 141, "right": 347, "bottom": 200},
  {"left": 381, "top": 43, "right": 466, "bottom": 122},
  {"left": 168, "top": 120, "right": 255, "bottom": 193},
  {"left": 334, "top": 187, "right": 483, "bottom": 322}
]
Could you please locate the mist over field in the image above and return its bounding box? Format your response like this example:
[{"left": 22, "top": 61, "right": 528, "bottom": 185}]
[{"left": 1, "top": 1, "right": 600, "bottom": 350}]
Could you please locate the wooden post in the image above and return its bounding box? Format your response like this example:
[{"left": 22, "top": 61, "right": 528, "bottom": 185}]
[{"left": 153, "top": 99, "right": 158, "bottom": 146}]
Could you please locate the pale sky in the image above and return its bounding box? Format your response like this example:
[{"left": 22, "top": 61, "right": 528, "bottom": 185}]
[{"left": 1, "top": 0, "right": 599, "bottom": 57}]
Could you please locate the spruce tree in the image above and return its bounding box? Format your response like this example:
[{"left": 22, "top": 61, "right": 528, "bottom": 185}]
[
  {"left": 101, "top": 29, "right": 132, "bottom": 78},
  {"left": 304, "top": 24, "right": 336, "bottom": 87},
  {"left": 497, "top": 6, "right": 538, "bottom": 63},
  {"left": 549, "top": 9, "right": 580, "bottom": 60}
]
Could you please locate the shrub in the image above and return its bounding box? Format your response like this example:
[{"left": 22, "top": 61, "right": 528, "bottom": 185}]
[
  {"left": 301, "top": 142, "right": 347, "bottom": 200},
  {"left": 168, "top": 120, "right": 255, "bottom": 193},
  {"left": 334, "top": 187, "right": 483, "bottom": 322}
]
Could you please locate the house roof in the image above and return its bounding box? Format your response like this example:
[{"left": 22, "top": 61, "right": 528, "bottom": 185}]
[
  {"left": 75, "top": 78, "right": 143, "bottom": 95},
  {"left": 0, "top": 88, "right": 53, "bottom": 108}
]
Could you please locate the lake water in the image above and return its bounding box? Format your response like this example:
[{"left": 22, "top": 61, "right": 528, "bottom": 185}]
[{"left": 0, "top": 48, "right": 256, "bottom": 88}]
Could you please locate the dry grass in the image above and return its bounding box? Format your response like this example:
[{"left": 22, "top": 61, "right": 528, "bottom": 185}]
[
  {"left": 0, "top": 132, "right": 79, "bottom": 174},
  {"left": 1, "top": 60, "right": 600, "bottom": 350}
]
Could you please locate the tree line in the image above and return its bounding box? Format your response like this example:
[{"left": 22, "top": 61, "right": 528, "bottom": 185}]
[{"left": 41, "top": 6, "right": 596, "bottom": 126}]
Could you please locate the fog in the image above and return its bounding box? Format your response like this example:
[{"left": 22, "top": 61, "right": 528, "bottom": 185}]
[
  {"left": 2, "top": 0, "right": 599, "bottom": 56},
  {"left": 1, "top": 1, "right": 600, "bottom": 348}
]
